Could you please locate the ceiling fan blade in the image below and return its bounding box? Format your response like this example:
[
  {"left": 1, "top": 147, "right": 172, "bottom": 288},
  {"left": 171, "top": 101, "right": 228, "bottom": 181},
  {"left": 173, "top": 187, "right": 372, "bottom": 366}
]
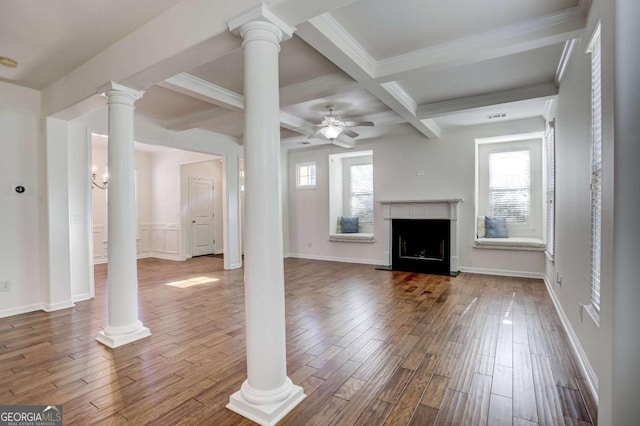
[
  {"left": 343, "top": 121, "right": 374, "bottom": 127},
  {"left": 308, "top": 129, "right": 328, "bottom": 140},
  {"left": 342, "top": 128, "right": 359, "bottom": 138}
]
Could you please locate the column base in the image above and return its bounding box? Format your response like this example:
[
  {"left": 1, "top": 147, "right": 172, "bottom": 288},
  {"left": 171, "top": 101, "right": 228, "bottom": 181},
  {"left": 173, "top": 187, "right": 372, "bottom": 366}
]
[
  {"left": 226, "top": 382, "right": 305, "bottom": 426},
  {"left": 96, "top": 325, "right": 151, "bottom": 348}
]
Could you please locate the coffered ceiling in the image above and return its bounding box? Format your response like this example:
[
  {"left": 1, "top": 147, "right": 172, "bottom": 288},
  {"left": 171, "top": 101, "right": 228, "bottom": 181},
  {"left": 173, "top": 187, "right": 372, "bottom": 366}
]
[{"left": 1, "top": 0, "right": 590, "bottom": 149}]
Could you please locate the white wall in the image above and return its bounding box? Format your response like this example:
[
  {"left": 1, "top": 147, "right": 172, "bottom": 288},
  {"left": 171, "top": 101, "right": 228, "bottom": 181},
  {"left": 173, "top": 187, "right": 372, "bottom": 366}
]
[
  {"left": 90, "top": 137, "right": 154, "bottom": 264},
  {"left": 288, "top": 119, "right": 546, "bottom": 275},
  {"left": 541, "top": 0, "right": 616, "bottom": 422},
  {"left": 0, "top": 82, "right": 44, "bottom": 317},
  {"left": 152, "top": 150, "right": 222, "bottom": 259}
]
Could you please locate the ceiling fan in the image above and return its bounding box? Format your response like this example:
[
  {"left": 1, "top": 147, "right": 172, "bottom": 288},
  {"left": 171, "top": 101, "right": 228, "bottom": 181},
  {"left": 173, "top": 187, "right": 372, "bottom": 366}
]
[{"left": 308, "top": 107, "right": 374, "bottom": 142}]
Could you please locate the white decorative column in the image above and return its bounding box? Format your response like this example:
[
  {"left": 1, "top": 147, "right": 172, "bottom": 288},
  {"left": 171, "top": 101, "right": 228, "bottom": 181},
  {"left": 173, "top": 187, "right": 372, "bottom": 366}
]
[
  {"left": 227, "top": 6, "right": 305, "bottom": 425},
  {"left": 222, "top": 154, "right": 243, "bottom": 270},
  {"left": 96, "top": 82, "right": 151, "bottom": 348}
]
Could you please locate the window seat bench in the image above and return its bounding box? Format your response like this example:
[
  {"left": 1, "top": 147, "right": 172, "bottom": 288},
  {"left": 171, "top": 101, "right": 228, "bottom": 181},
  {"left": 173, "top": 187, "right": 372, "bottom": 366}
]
[
  {"left": 474, "top": 237, "right": 546, "bottom": 251},
  {"left": 329, "top": 233, "right": 375, "bottom": 243}
]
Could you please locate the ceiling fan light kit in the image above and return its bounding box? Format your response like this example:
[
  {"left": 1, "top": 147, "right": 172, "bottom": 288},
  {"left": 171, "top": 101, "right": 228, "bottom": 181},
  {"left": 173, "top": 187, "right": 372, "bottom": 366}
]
[
  {"left": 320, "top": 123, "right": 343, "bottom": 140},
  {"left": 311, "top": 107, "right": 374, "bottom": 143}
]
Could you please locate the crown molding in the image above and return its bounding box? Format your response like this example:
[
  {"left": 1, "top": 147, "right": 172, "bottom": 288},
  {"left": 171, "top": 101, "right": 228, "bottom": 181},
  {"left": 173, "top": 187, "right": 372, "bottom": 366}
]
[
  {"left": 555, "top": 38, "right": 577, "bottom": 83},
  {"left": 160, "top": 72, "right": 244, "bottom": 111},
  {"left": 380, "top": 81, "right": 417, "bottom": 114},
  {"left": 307, "top": 14, "right": 377, "bottom": 79},
  {"left": 417, "top": 82, "right": 559, "bottom": 119}
]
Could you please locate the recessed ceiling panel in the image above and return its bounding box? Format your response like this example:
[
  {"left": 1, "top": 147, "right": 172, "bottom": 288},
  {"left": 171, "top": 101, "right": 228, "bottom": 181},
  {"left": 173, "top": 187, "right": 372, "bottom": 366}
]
[
  {"left": 400, "top": 43, "right": 564, "bottom": 105},
  {"left": 332, "top": 0, "right": 578, "bottom": 60},
  {"left": 135, "top": 86, "right": 215, "bottom": 122},
  {"left": 189, "top": 35, "right": 343, "bottom": 95},
  {"left": 281, "top": 89, "right": 390, "bottom": 123},
  {"left": 198, "top": 111, "right": 245, "bottom": 139}
]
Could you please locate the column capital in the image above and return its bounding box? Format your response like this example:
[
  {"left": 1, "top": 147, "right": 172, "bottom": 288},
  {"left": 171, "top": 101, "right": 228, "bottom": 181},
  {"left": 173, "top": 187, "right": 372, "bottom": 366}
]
[
  {"left": 97, "top": 81, "right": 144, "bottom": 104},
  {"left": 228, "top": 4, "right": 295, "bottom": 43}
]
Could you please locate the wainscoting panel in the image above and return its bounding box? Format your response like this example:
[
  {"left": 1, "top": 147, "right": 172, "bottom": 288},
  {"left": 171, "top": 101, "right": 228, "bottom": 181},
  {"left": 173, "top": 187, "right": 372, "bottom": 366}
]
[
  {"left": 93, "top": 223, "right": 181, "bottom": 264},
  {"left": 151, "top": 224, "right": 181, "bottom": 261}
]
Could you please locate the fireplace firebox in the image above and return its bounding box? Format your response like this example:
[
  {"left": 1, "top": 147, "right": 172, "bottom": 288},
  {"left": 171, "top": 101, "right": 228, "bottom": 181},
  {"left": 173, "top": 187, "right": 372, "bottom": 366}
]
[{"left": 392, "top": 219, "right": 451, "bottom": 275}]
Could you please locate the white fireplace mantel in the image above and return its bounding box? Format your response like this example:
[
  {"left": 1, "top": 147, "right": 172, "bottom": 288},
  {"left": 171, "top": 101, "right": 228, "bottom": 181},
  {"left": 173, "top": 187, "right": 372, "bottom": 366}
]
[{"left": 379, "top": 198, "right": 463, "bottom": 273}]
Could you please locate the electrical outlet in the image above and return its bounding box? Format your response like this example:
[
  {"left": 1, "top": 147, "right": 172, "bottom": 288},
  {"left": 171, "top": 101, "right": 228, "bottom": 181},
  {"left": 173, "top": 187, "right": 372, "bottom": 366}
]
[
  {"left": 0, "top": 281, "right": 10, "bottom": 292},
  {"left": 556, "top": 272, "right": 562, "bottom": 286}
]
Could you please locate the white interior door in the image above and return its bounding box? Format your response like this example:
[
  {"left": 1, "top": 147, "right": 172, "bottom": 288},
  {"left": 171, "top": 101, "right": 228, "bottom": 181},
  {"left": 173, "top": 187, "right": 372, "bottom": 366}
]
[{"left": 189, "top": 177, "right": 215, "bottom": 256}]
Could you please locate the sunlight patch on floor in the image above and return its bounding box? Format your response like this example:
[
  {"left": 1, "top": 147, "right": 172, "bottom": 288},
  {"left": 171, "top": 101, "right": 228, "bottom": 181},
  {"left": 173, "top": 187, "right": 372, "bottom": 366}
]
[{"left": 165, "top": 276, "right": 220, "bottom": 288}]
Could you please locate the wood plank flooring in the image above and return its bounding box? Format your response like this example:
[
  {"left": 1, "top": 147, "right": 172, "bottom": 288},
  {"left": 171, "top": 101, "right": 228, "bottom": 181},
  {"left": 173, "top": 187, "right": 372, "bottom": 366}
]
[{"left": 0, "top": 257, "right": 596, "bottom": 425}]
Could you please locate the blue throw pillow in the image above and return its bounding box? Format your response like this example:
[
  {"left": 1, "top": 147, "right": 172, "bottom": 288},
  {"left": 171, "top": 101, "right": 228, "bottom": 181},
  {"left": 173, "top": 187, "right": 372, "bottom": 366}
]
[
  {"left": 485, "top": 216, "right": 508, "bottom": 238},
  {"left": 341, "top": 216, "right": 359, "bottom": 233}
]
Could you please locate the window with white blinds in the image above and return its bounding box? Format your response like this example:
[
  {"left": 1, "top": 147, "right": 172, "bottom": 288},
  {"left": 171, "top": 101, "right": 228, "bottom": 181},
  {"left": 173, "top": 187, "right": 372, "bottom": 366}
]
[
  {"left": 588, "top": 25, "right": 602, "bottom": 313},
  {"left": 348, "top": 163, "right": 374, "bottom": 233},
  {"left": 476, "top": 135, "right": 543, "bottom": 240},
  {"left": 328, "top": 150, "right": 374, "bottom": 236},
  {"left": 545, "top": 120, "right": 556, "bottom": 259},
  {"left": 488, "top": 149, "right": 532, "bottom": 226}
]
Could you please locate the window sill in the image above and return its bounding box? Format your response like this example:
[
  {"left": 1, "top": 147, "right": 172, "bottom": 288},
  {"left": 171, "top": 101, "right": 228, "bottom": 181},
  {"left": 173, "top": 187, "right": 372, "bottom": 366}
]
[
  {"left": 329, "top": 233, "right": 375, "bottom": 243},
  {"left": 582, "top": 303, "right": 600, "bottom": 326},
  {"left": 295, "top": 186, "right": 317, "bottom": 191},
  {"left": 474, "top": 237, "right": 546, "bottom": 251}
]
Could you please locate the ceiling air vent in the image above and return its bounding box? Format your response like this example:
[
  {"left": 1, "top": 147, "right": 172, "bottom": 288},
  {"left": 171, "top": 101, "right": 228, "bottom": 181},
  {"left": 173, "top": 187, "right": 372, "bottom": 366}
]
[{"left": 487, "top": 112, "right": 508, "bottom": 119}]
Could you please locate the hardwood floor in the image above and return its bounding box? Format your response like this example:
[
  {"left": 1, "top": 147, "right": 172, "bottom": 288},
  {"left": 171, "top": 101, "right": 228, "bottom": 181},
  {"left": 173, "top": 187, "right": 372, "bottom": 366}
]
[{"left": 0, "top": 257, "right": 596, "bottom": 425}]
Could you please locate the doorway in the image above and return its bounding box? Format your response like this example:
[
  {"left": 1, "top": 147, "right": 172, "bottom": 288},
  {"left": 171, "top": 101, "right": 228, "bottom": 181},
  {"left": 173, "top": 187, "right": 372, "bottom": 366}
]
[{"left": 189, "top": 176, "right": 215, "bottom": 256}]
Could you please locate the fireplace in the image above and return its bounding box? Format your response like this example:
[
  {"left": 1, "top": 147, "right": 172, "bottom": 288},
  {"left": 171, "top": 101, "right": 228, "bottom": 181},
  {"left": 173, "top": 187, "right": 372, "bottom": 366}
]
[
  {"left": 392, "top": 219, "right": 450, "bottom": 275},
  {"left": 379, "top": 198, "right": 462, "bottom": 275}
]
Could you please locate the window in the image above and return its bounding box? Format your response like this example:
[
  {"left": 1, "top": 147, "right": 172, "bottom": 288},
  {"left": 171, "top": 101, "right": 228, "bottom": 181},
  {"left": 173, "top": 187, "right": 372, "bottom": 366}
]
[
  {"left": 329, "top": 150, "right": 374, "bottom": 237},
  {"left": 489, "top": 149, "right": 532, "bottom": 226},
  {"left": 296, "top": 162, "right": 316, "bottom": 189},
  {"left": 545, "top": 119, "right": 556, "bottom": 259},
  {"left": 476, "top": 134, "right": 544, "bottom": 240},
  {"left": 588, "top": 24, "right": 602, "bottom": 314},
  {"left": 348, "top": 164, "right": 374, "bottom": 232}
]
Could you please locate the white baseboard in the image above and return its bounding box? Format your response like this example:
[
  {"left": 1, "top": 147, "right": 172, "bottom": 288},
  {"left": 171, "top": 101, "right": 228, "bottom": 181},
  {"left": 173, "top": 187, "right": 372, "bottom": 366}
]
[
  {"left": 72, "top": 293, "right": 92, "bottom": 303},
  {"left": 43, "top": 300, "right": 75, "bottom": 312},
  {"left": 543, "top": 275, "right": 599, "bottom": 403},
  {"left": 0, "top": 303, "right": 45, "bottom": 319},
  {"left": 288, "top": 253, "right": 382, "bottom": 266},
  {"left": 459, "top": 266, "right": 545, "bottom": 279},
  {"left": 214, "top": 249, "right": 224, "bottom": 255},
  {"left": 149, "top": 253, "right": 184, "bottom": 261}
]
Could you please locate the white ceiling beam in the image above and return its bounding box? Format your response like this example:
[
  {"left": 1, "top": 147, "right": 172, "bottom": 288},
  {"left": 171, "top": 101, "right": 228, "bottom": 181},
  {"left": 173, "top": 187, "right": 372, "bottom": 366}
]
[
  {"left": 330, "top": 134, "right": 357, "bottom": 149},
  {"left": 160, "top": 72, "right": 323, "bottom": 135},
  {"left": 417, "top": 82, "right": 559, "bottom": 119},
  {"left": 374, "top": 6, "right": 588, "bottom": 81},
  {"left": 41, "top": 0, "right": 261, "bottom": 117},
  {"left": 376, "top": 82, "right": 440, "bottom": 138},
  {"left": 296, "top": 18, "right": 439, "bottom": 139},
  {"left": 159, "top": 73, "right": 244, "bottom": 111}
]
